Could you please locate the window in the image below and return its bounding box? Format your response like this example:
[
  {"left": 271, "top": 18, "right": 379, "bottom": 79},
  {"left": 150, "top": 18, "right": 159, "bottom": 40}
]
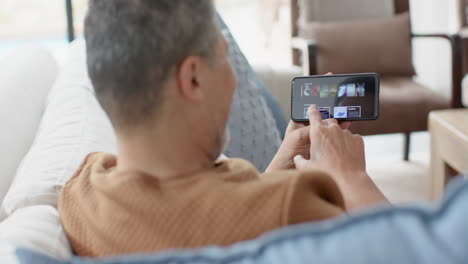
[
  {"left": 0, "top": 0, "right": 88, "bottom": 62},
  {"left": 0, "top": 0, "right": 290, "bottom": 66},
  {"left": 216, "top": 0, "right": 292, "bottom": 67}
]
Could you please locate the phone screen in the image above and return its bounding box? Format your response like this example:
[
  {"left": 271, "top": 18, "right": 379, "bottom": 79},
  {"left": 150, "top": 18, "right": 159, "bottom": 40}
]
[{"left": 291, "top": 73, "right": 379, "bottom": 121}]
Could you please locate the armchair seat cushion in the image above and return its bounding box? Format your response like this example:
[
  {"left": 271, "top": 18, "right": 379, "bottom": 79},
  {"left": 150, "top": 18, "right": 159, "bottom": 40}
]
[{"left": 350, "top": 77, "right": 449, "bottom": 135}]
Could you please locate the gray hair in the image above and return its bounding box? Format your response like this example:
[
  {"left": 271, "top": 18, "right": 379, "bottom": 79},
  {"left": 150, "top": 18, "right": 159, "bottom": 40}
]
[{"left": 85, "top": 0, "right": 219, "bottom": 129}]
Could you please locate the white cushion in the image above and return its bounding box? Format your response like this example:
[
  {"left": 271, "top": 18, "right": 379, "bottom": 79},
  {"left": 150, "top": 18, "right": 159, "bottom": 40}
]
[
  {"left": 0, "top": 241, "right": 18, "bottom": 264},
  {"left": 0, "top": 205, "right": 72, "bottom": 262},
  {"left": 1, "top": 40, "right": 117, "bottom": 217},
  {"left": 0, "top": 45, "right": 57, "bottom": 205}
]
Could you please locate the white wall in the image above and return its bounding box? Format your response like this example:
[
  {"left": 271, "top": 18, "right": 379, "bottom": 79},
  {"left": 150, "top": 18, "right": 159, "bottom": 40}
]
[{"left": 411, "top": 0, "right": 459, "bottom": 98}]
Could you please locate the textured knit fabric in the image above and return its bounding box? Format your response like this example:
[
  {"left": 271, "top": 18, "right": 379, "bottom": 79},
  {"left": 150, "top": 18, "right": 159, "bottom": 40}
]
[
  {"left": 219, "top": 15, "right": 285, "bottom": 171},
  {"left": 58, "top": 153, "right": 345, "bottom": 258}
]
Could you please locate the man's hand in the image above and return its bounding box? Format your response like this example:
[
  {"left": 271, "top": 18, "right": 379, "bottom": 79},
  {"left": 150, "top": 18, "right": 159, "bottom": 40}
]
[
  {"left": 266, "top": 71, "right": 352, "bottom": 172},
  {"left": 293, "top": 105, "right": 365, "bottom": 180},
  {"left": 294, "top": 105, "right": 388, "bottom": 210},
  {"left": 265, "top": 119, "right": 351, "bottom": 172}
]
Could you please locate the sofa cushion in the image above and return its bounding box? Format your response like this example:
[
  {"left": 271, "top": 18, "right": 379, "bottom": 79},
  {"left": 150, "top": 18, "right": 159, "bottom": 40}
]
[
  {"left": 218, "top": 16, "right": 283, "bottom": 170},
  {"left": 0, "top": 45, "right": 57, "bottom": 206},
  {"left": 299, "top": 12, "right": 416, "bottom": 76},
  {"left": 350, "top": 77, "right": 449, "bottom": 135},
  {"left": 1, "top": 40, "right": 117, "bottom": 217},
  {"left": 0, "top": 205, "right": 71, "bottom": 262},
  {"left": 14, "top": 177, "right": 468, "bottom": 264}
]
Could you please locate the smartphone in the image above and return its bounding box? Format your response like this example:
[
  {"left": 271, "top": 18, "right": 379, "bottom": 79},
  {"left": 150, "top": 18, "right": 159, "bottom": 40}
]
[{"left": 291, "top": 73, "right": 380, "bottom": 122}]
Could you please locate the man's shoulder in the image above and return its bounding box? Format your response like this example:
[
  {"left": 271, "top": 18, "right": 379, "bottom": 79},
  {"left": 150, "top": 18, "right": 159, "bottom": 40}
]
[
  {"left": 84, "top": 152, "right": 116, "bottom": 165},
  {"left": 218, "top": 159, "right": 337, "bottom": 195},
  {"left": 216, "top": 159, "right": 321, "bottom": 182},
  {"left": 217, "top": 158, "right": 336, "bottom": 187},
  {"left": 59, "top": 152, "right": 116, "bottom": 200},
  {"left": 215, "top": 158, "right": 260, "bottom": 182}
]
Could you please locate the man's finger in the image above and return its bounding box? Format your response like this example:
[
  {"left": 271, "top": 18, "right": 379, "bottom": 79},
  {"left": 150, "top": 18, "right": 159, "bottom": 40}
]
[
  {"left": 339, "top": 121, "right": 352, "bottom": 130},
  {"left": 293, "top": 155, "right": 308, "bottom": 169},
  {"left": 295, "top": 125, "right": 311, "bottom": 142},
  {"left": 325, "top": 119, "right": 339, "bottom": 127},
  {"left": 287, "top": 120, "right": 306, "bottom": 131},
  {"left": 308, "top": 105, "right": 322, "bottom": 129}
]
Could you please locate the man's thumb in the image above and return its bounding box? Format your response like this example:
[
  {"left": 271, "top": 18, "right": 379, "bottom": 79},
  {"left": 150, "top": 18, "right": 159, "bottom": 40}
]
[{"left": 293, "top": 155, "right": 308, "bottom": 169}]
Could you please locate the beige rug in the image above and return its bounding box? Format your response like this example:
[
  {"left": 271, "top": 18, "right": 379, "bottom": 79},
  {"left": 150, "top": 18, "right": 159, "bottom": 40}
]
[{"left": 364, "top": 132, "right": 431, "bottom": 204}]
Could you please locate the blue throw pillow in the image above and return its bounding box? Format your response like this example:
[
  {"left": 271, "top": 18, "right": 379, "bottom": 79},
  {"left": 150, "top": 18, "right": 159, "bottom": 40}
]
[
  {"left": 218, "top": 15, "right": 286, "bottom": 172},
  {"left": 16, "top": 177, "right": 468, "bottom": 264},
  {"left": 216, "top": 16, "right": 288, "bottom": 138}
]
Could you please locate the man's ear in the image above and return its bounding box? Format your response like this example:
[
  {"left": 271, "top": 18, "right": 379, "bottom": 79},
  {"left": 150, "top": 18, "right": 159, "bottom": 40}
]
[{"left": 176, "top": 56, "right": 204, "bottom": 102}]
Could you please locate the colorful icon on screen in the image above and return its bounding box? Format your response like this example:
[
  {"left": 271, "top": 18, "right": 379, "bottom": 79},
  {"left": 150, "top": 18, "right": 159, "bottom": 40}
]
[
  {"left": 330, "top": 86, "right": 338, "bottom": 97},
  {"left": 347, "top": 106, "right": 361, "bottom": 118},
  {"left": 318, "top": 107, "right": 331, "bottom": 119},
  {"left": 338, "top": 84, "right": 347, "bottom": 97},
  {"left": 311, "top": 85, "right": 320, "bottom": 96},
  {"left": 302, "top": 84, "right": 311, "bottom": 96},
  {"left": 334, "top": 107, "right": 348, "bottom": 118},
  {"left": 304, "top": 106, "right": 331, "bottom": 119},
  {"left": 356, "top": 83, "right": 365, "bottom": 96},
  {"left": 320, "top": 85, "right": 329, "bottom": 98},
  {"left": 347, "top": 83, "right": 357, "bottom": 97}
]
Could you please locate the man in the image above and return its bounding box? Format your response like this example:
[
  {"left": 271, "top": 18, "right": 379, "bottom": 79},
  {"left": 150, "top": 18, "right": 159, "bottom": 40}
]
[{"left": 58, "top": 0, "right": 387, "bottom": 258}]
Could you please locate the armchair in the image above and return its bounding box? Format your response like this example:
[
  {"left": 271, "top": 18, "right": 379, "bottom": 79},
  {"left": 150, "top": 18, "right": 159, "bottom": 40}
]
[
  {"left": 456, "top": 0, "right": 468, "bottom": 106},
  {"left": 290, "top": 0, "right": 464, "bottom": 161}
]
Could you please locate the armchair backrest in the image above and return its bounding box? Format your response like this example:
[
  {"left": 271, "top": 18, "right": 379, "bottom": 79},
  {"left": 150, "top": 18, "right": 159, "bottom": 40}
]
[
  {"left": 456, "top": 0, "right": 468, "bottom": 76},
  {"left": 457, "top": 0, "right": 468, "bottom": 27},
  {"left": 290, "top": 0, "right": 414, "bottom": 76},
  {"left": 291, "top": 0, "right": 410, "bottom": 38}
]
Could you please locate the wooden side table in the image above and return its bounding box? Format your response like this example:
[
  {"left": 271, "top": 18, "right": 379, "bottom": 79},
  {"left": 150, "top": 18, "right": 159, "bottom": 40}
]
[{"left": 429, "top": 109, "right": 468, "bottom": 200}]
